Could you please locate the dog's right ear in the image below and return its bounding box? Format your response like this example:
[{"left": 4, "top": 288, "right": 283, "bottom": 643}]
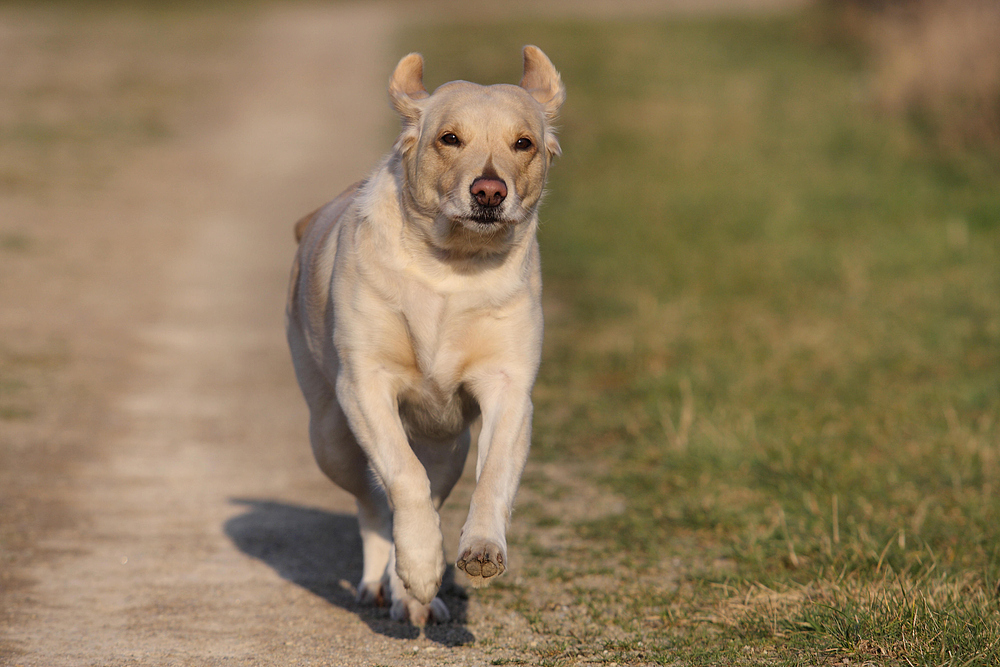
[{"left": 389, "top": 53, "right": 428, "bottom": 154}]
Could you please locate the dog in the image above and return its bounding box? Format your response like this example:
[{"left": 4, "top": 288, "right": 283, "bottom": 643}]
[{"left": 285, "top": 46, "right": 564, "bottom": 625}]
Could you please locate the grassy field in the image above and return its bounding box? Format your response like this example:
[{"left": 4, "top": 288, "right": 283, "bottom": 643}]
[{"left": 407, "top": 11, "right": 1000, "bottom": 666}]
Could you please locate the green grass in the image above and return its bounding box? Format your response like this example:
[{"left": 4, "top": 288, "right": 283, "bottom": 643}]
[{"left": 405, "top": 10, "right": 1000, "bottom": 666}]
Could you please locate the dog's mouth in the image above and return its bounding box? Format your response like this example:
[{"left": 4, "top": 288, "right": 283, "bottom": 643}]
[
  {"left": 460, "top": 207, "right": 512, "bottom": 227},
  {"left": 457, "top": 214, "right": 513, "bottom": 231},
  {"left": 440, "top": 191, "right": 520, "bottom": 231},
  {"left": 468, "top": 211, "right": 504, "bottom": 225}
]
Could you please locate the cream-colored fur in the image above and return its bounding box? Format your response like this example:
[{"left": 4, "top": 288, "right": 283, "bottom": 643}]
[{"left": 286, "top": 46, "right": 564, "bottom": 625}]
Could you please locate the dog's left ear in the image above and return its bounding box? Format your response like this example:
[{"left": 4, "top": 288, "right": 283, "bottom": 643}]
[
  {"left": 520, "top": 46, "right": 565, "bottom": 157},
  {"left": 521, "top": 46, "right": 565, "bottom": 118},
  {"left": 389, "top": 53, "right": 429, "bottom": 153}
]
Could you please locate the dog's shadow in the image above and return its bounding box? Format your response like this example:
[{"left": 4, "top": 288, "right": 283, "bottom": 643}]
[{"left": 224, "top": 498, "right": 474, "bottom": 645}]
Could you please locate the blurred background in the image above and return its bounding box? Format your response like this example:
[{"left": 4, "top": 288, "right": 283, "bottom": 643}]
[{"left": 1, "top": 1, "right": 998, "bottom": 664}]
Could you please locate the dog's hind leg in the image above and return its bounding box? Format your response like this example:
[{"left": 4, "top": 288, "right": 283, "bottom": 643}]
[
  {"left": 355, "top": 491, "right": 392, "bottom": 606},
  {"left": 307, "top": 410, "right": 397, "bottom": 608},
  {"left": 296, "top": 372, "right": 394, "bottom": 607}
]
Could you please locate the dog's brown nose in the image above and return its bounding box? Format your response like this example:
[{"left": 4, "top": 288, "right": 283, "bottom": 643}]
[{"left": 470, "top": 177, "right": 507, "bottom": 208}]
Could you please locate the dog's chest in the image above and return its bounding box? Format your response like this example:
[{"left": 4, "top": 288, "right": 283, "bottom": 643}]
[{"left": 393, "top": 288, "right": 484, "bottom": 441}]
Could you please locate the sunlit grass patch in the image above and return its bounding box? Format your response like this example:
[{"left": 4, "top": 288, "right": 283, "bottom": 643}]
[
  {"left": 797, "top": 572, "right": 1000, "bottom": 664},
  {"left": 407, "top": 10, "right": 1000, "bottom": 665}
]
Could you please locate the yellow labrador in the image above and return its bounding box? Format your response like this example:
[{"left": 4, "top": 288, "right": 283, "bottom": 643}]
[{"left": 286, "top": 46, "right": 564, "bottom": 624}]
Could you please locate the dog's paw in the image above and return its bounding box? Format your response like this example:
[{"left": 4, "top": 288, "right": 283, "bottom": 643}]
[
  {"left": 395, "top": 548, "right": 445, "bottom": 604},
  {"left": 356, "top": 579, "right": 386, "bottom": 606},
  {"left": 393, "top": 510, "right": 446, "bottom": 604},
  {"left": 390, "top": 595, "right": 450, "bottom": 626},
  {"left": 456, "top": 538, "right": 506, "bottom": 587}
]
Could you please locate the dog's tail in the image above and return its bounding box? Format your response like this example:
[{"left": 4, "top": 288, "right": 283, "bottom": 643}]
[{"left": 293, "top": 207, "right": 322, "bottom": 244}]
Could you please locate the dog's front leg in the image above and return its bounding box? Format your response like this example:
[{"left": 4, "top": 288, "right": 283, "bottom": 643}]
[
  {"left": 458, "top": 373, "right": 533, "bottom": 586},
  {"left": 335, "top": 370, "right": 445, "bottom": 605}
]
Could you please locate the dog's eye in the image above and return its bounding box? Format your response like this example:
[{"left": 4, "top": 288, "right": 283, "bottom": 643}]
[
  {"left": 440, "top": 132, "right": 461, "bottom": 146},
  {"left": 514, "top": 137, "right": 533, "bottom": 151}
]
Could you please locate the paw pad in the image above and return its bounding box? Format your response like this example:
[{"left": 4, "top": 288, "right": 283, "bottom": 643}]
[{"left": 456, "top": 542, "right": 506, "bottom": 585}]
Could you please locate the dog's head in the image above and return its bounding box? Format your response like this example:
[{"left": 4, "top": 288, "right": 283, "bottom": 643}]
[{"left": 387, "top": 46, "right": 565, "bottom": 255}]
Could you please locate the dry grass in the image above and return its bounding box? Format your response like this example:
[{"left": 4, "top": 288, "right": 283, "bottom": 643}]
[
  {"left": 835, "top": 0, "right": 1000, "bottom": 154},
  {"left": 411, "top": 13, "right": 1000, "bottom": 665}
]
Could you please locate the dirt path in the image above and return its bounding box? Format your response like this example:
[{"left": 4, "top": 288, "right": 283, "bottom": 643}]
[
  {"left": 1, "top": 2, "right": 813, "bottom": 665},
  {"left": 0, "top": 4, "right": 502, "bottom": 665}
]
